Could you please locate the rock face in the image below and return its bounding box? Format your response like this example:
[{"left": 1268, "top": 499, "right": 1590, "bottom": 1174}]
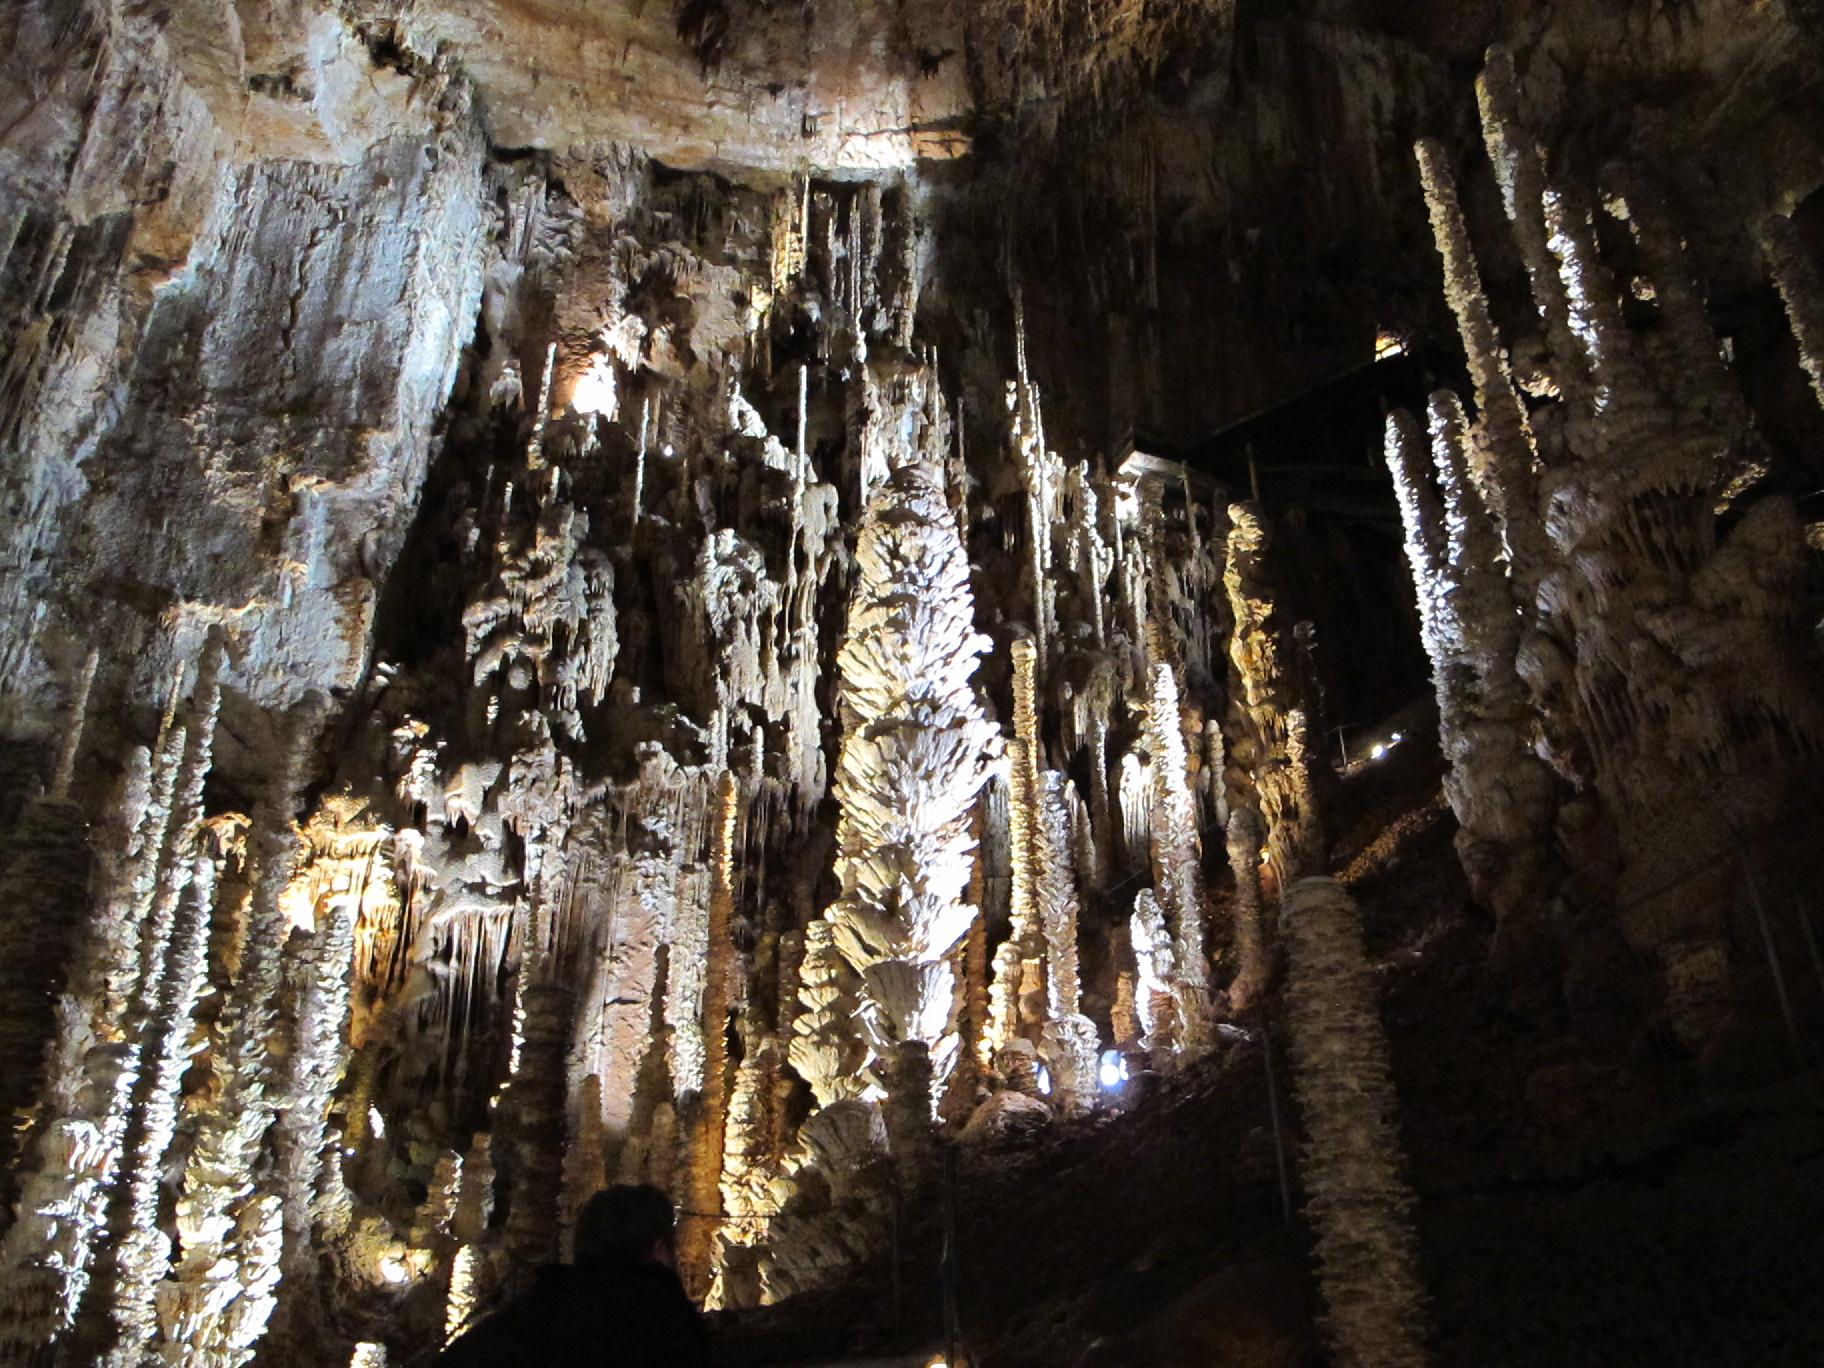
[{"left": 2, "top": 0, "right": 1823, "bottom": 1362}]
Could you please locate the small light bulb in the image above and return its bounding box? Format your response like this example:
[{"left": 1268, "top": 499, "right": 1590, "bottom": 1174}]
[
  {"left": 1371, "top": 743, "right": 1387, "bottom": 760},
  {"left": 1036, "top": 1065, "right": 1052, "bottom": 1096}
]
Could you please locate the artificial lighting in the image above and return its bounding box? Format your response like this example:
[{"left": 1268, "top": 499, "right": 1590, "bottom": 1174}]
[
  {"left": 379, "top": 1257, "right": 409, "bottom": 1286},
  {"left": 1374, "top": 328, "right": 1405, "bottom": 360},
  {"left": 1370, "top": 743, "right": 1387, "bottom": 760},
  {"left": 569, "top": 356, "right": 618, "bottom": 418},
  {"left": 660, "top": 442, "right": 676, "bottom": 458},
  {"left": 368, "top": 1105, "right": 385, "bottom": 1140},
  {"left": 1035, "top": 1065, "right": 1052, "bottom": 1096},
  {"left": 1098, "top": 1050, "right": 1129, "bottom": 1089}
]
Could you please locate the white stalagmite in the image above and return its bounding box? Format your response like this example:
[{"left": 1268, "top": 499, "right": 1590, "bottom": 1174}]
[
  {"left": 993, "top": 638, "right": 1048, "bottom": 1053},
  {"left": 269, "top": 848, "right": 362, "bottom": 1343},
  {"left": 1475, "top": 48, "right": 1588, "bottom": 412},
  {"left": 0, "top": 744, "right": 153, "bottom": 1360},
  {"left": 1127, "top": 891, "right": 1178, "bottom": 1063},
  {"left": 103, "top": 849, "right": 222, "bottom": 1367},
  {"left": 87, "top": 637, "right": 224, "bottom": 1367},
  {"left": 155, "top": 704, "right": 317, "bottom": 1367},
  {"left": 788, "top": 919, "right": 866, "bottom": 1109},
  {"left": 825, "top": 397, "right": 998, "bottom": 1167},
  {"left": 1282, "top": 877, "right": 1429, "bottom": 1368},
  {"left": 1143, "top": 659, "right": 1212, "bottom": 1055},
  {"left": 1033, "top": 771, "right": 1099, "bottom": 1112},
  {"left": 1413, "top": 136, "right": 1552, "bottom": 588}
]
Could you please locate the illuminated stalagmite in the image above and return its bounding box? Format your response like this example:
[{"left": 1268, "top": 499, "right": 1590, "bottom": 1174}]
[
  {"left": 1282, "top": 877, "right": 1429, "bottom": 1368},
  {"left": 155, "top": 705, "right": 317, "bottom": 1366},
  {"left": 1413, "top": 75, "right": 1824, "bottom": 1041},
  {"left": 1142, "top": 660, "right": 1213, "bottom": 1054},
  {"left": 1383, "top": 404, "right": 1557, "bottom": 962},
  {"left": 823, "top": 386, "right": 998, "bottom": 1164},
  {"left": 1223, "top": 505, "right": 1322, "bottom": 890}
]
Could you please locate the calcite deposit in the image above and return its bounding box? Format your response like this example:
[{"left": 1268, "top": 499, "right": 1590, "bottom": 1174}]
[{"left": 3, "top": 0, "right": 1823, "bottom": 1362}]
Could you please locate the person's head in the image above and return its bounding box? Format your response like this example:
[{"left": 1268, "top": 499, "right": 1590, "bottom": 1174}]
[{"left": 574, "top": 1184, "right": 679, "bottom": 1269}]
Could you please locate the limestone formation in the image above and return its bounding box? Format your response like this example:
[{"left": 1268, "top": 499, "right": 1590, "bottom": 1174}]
[{"left": 1282, "top": 877, "right": 1429, "bottom": 1368}]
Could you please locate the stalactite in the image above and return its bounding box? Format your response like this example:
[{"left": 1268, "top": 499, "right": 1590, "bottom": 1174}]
[
  {"left": 154, "top": 703, "right": 318, "bottom": 1367},
  {"left": 1413, "top": 137, "right": 1553, "bottom": 588},
  {"left": 1225, "top": 806, "right": 1270, "bottom": 1013},
  {"left": 1760, "top": 212, "right": 1824, "bottom": 411},
  {"left": 1143, "top": 659, "right": 1212, "bottom": 1056},
  {"left": 1282, "top": 877, "right": 1429, "bottom": 1368}
]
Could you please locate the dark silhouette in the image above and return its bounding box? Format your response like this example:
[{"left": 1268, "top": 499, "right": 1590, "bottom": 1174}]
[{"left": 437, "top": 1184, "right": 710, "bottom": 1367}]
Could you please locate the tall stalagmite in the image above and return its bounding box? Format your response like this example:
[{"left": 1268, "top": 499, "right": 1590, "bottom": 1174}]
[{"left": 1282, "top": 877, "right": 1429, "bottom": 1368}]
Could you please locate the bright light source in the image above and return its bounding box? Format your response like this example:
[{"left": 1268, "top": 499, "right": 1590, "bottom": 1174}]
[
  {"left": 570, "top": 356, "right": 617, "bottom": 418},
  {"left": 379, "top": 1257, "right": 408, "bottom": 1286},
  {"left": 1370, "top": 743, "right": 1387, "bottom": 761},
  {"left": 368, "top": 1105, "right": 385, "bottom": 1140},
  {"left": 1035, "top": 1065, "right": 1052, "bottom": 1096},
  {"left": 1098, "top": 1050, "right": 1128, "bottom": 1089},
  {"left": 1391, "top": 731, "right": 1403, "bottom": 743},
  {"left": 1374, "top": 328, "right": 1405, "bottom": 360},
  {"left": 660, "top": 443, "right": 676, "bottom": 458}
]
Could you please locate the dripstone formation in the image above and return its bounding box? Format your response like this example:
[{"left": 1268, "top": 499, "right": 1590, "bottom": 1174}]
[{"left": 3, "top": 0, "right": 1824, "bottom": 1363}]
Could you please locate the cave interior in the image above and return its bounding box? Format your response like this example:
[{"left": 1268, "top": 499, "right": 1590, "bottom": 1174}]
[{"left": 3, "top": 0, "right": 1824, "bottom": 1363}]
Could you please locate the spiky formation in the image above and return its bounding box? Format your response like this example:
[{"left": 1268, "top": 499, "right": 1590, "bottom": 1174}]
[
  {"left": 826, "top": 443, "right": 998, "bottom": 1151},
  {"left": 1282, "top": 877, "right": 1430, "bottom": 1368},
  {"left": 155, "top": 703, "right": 316, "bottom": 1366},
  {"left": 1143, "top": 659, "right": 1212, "bottom": 1055}
]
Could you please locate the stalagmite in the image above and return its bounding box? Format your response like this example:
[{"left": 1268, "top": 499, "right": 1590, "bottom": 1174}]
[
  {"left": 268, "top": 853, "right": 362, "bottom": 1345},
  {"left": 103, "top": 848, "right": 222, "bottom": 1367},
  {"left": 788, "top": 919, "right": 866, "bottom": 1109},
  {"left": 155, "top": 703, "right": 318, "bottom": 1366},
  {"left": 678, "top": 771, "right": 740, "bottom": 1293},
  {"left": 1475, "top": 48, "right": 1588, "bottom": 410},
  {"left": 502, "top": 980, "right": 575, "bottom": 1268},
  {"left": 1127, "top": 891, "right": 1179, "bottom": 1064},
  {"left": 1143, "top": 660, "right": 1212, "bottom": 1055},
  {"left": 824, "top": 423, "right": 998, "bottom": 1166},
  {"left": 1033, "top": 772, "right": 1099, "bottom": 1112},
  {"left": 0, "top": 747, "right": 152, "bottom": 1359},
  {"left": 1282, "top": 877, "right": 1429, "bottom": 1368},
  {"left": 1225, "top": 806, "right": 1271, "bottom": 1012},
  {"left": 1413, "top": 137, "right": 1552, "bottom": 588},
  {"left": 1760, "top": 213, "right": 1824, "bottom": 410},
  {"left": 1224, "top": 504, "right": 1322, "bottom": 888}
]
